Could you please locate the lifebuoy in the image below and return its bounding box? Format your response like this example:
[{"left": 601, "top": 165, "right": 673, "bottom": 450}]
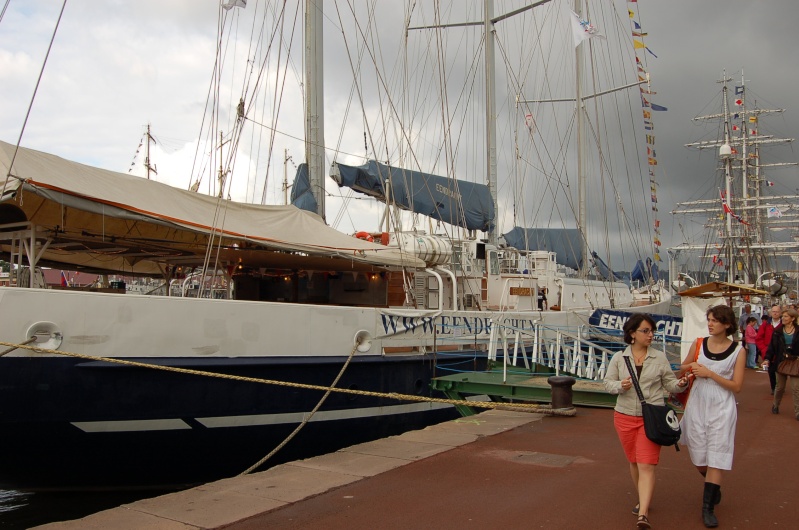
[{"left": 354, "top": 231, "right": 374, "bottom": 243}]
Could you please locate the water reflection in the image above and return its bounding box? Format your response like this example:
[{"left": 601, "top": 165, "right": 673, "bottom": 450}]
[{"left": 0, "top": 489, "right": 171, "bottom": 529}]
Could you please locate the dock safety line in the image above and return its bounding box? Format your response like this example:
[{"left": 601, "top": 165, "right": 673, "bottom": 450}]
[{"left": 0, "top": 340, "right": 579, "bottom": 418}]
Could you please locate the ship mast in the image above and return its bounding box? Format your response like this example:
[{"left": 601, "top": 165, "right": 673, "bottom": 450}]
[
  {"left": 484, "top": 0, "right": 498, "bottom": 245},
  {"left": 144, "top": 123, "right": 157, "bottom": 181},
  {"left": 672, "top": 71, "right": 799, "bottom": 283},
  {"left": 305, "top": 0, "right": 326, "bottom": 220}
]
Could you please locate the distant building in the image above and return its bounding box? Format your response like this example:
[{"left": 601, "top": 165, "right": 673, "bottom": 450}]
[{"left": 41, "top": 269, "right": 100, "bottom": 288}]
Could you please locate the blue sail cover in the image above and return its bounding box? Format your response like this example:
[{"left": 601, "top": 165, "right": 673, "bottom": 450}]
[
  {"left": 502, "top": 227, "right": 583, "bottom": 270},
  {"left": 591, "top": 251, "right": 619, "bottom": 281},
  {"left": 322, "top": 160, "right": 494, "bottom": 232},
  {"left": 631, "top": 257, "right": 659, "bottom": 282},
  {"left": 289, "top": 163, "right": 318, "bottom": 213}
]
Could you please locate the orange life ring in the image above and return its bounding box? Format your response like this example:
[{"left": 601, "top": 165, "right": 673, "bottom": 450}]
[{"left": 354, "top": 231, "right": 374, "bottom": 243}]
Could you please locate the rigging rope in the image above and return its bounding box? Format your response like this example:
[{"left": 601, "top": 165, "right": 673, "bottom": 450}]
[
  {"left": 240, "top": 339, "right": 361, "bottom": 475},
  {"left": 3, "top": 0, "right": 67, "bottom": 196}
]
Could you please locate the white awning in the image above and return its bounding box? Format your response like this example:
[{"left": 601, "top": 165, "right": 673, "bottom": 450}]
[{"left": 0, "top": 141, "right": 424, "bottom": 273}]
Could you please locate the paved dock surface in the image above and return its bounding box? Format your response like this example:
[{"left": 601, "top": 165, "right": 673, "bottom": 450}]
[{"left": 38, "top": 371, "right": 797, "bottom": 529}]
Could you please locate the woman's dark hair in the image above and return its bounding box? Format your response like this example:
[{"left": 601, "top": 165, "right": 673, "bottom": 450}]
[
  {"left": 746, "top": 316, "right": 758, "bottom": 325},
  {"left": 707, "top": 305, "right": 737, "bottom": 336},
  {"left": 622, "top": 313, "right": 657, "bottom": 345}
]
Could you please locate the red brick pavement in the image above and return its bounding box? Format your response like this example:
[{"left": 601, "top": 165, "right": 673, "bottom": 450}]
[{"left": 227, "top": 370, "right": 797, "bottom": 530}]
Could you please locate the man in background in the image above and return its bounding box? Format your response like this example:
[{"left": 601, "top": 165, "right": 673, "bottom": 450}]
[{"left": 756, "top": 303, "right": 782, "bottom": 394}]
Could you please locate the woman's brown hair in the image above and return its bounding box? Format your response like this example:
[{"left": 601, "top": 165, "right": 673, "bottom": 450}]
[
  {"left": 707, "top": 305, "right": 737, "bottom": 336},
  {"left": 622, "top": 313, "right": 657, "bottom": 345}
]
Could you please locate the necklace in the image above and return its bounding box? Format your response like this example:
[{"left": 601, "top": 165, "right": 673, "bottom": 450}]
[
  {"left": 785, "top": 326, "right": 795, "bottom": 335},
  {"left": 632, "top": 349, "right": 646, "bottom": 364}
]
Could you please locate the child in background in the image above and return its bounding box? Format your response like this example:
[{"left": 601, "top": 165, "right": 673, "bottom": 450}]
[{"left": 745, "top": 316, "right": 759, "bottom": 369}]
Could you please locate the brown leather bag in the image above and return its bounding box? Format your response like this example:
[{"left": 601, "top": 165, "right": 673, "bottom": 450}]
[{"left": 777, "top": 356, "right": 799, "bottom": 377}]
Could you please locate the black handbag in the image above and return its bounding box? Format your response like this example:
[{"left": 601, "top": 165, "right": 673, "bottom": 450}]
[{"left": 623, "top": 356, "right": 681, "bottom": 448}]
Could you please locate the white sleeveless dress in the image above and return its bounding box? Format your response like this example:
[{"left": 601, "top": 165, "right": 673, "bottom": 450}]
[{"left": 679, "top": 338, "right": 742, "bottom": 470}]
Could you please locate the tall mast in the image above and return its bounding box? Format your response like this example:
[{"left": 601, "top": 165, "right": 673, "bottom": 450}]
[
  {"left": 720, "top": 75, "right": 734, "bottom": 279},
  {"left": 305, "top": 0, "right": 326, "bottom": 220},
  {"left": 283, "top": 148, "right": 291, "bottom": 206},
  {"left": 144, "top": 123, "right": 157, "bottom": 181},
  {"left": 673, "top": 71, "right": 799, "bottom": 282},
  {"left": 484, "top": 0, "right": 498, "bottom": 245},
  {"left": 574, "top": 0, "right": 587, "bottom": 275}
]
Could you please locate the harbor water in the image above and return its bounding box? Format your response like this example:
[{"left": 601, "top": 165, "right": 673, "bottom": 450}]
[{"left": 0, "top": 488, "right": 173, "bottom": 529}]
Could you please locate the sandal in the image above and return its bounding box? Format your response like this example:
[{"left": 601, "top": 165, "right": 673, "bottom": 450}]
[
  {"left": 632, "top": 504, "right": 639, "bottom": 515},
  {"left": 636, "top": 514, "right": 652, "bottom": 529}
]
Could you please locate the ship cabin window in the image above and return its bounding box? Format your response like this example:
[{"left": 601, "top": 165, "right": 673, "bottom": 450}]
[
  {"left": 488, "top": 251, "right": 500, "bottom": 275},
  {"left": 452, "top": 245, "right": 472, "bottom": 274}
]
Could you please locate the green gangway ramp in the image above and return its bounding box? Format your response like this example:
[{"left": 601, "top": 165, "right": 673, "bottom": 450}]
[{"left": 430, "top": 369, "right": 615, "bottom": 416}]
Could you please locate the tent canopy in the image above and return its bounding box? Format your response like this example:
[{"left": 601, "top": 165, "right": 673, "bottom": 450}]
[{"left": 0, "top": 141, "right": 425, "bottom": 275}]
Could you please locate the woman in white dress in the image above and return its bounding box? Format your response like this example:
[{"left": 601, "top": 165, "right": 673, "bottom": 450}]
[{"left": 678, "top": 305, "right": 746, "bottom": 528}]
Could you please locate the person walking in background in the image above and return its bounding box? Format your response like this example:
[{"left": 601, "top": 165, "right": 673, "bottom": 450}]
[
  {"left": 604, "top": 314, "right": 688, "bottom": 529},
  {"left": 678, "top": 305, "right": 745, "bottom": 528},
  {"left": 763, "top": 308, "right": 799, "bottom": 419},
  {"left": 756, "top": 304, "right": 781, "bottom": 393},
  {"left": 744, "top": 317, "right": 759, "bottom": 369},
  {"left": 737, "top": 304, "right": 759, "bottom": 335}
]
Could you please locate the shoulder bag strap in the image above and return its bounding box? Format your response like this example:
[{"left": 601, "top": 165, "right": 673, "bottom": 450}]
[
  {"left": 622, "top": 355, "right": 646, "bottom": 404},
  {"left": 694, "top": 337, "right": 703, "bottom": 362}
]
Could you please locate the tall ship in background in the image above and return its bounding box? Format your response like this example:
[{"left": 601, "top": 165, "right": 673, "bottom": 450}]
[
  {"left": 670, "top": 71, "right": 799, "bottom": 298},
  {"left": 0, "top": 0, "right": 669, "bottom": 491}
]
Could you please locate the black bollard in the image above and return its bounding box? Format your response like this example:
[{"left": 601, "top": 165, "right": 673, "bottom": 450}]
[{"left": 547, "top": 375, "right": 576, "bottom": 410}]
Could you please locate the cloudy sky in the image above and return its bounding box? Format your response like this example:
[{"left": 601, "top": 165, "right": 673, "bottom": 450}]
[{"left": 1, "top": 0, "right": 797, "bottom": 269}]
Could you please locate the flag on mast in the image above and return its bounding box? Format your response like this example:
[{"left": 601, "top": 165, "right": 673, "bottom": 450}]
[{"left": 569, "top": 10, "right": 605, "bottom": 47}]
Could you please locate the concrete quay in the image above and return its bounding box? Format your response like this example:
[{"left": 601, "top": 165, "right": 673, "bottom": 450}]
[{"left": 37, "top": 370, "right": 796, "bottom": 529}]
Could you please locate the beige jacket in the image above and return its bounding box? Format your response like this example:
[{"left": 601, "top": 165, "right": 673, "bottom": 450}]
[{"left": 603, "top": 346, "right": 685, "bottom": 416}]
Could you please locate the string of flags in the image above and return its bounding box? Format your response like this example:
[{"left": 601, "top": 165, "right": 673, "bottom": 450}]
[
  {"left": 720, "top": 189, "right": 750, "bottom": 226},
  {"left": 727, "top": 84, "right": 780, "bottom": 223},
  {"left": 628, "top": 1, "right": 665, "bottom": 262},
  {"left": 129, "top": 138, "right": 143, "bottom": 173}
]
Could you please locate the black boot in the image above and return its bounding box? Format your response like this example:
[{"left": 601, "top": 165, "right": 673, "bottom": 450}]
[
  {"left": 702, "top": 482, "right": 720, "bottom": 528},
  {"left": 699, "top": 470, "right": 721, "bottom": 504}
]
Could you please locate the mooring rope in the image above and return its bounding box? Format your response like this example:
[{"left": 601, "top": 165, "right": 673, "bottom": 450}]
[
  {"left": 0, "top": 340, "right": 578, "bottom": 419},
  {"left": 239, "top": 340, "right": 361, "bottom": 475},
  {"left": 0, "top": 337, "right": 38, "bottom": 357}
]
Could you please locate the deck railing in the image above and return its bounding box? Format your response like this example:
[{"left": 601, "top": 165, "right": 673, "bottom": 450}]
[{"left": 487, "top": 318, "right": 619, "bottom": 383}]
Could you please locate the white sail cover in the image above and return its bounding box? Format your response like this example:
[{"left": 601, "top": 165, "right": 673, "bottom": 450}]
[{"left": 0, "top": 141, "right": 424, "bottom": 272}]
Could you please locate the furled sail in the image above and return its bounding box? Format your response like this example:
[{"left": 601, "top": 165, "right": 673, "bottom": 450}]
[
  {"left": 631, "top": 257, "right": 659, "bottom": 282},
  {"left": 501, "top": 227, "right": 583, "bottom": 271},
  {"left": 291, "top": 161, "right": 495, "bottom": 232}
]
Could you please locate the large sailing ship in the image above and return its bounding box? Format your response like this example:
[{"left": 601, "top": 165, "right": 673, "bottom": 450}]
[
  {"left": 0, "top": 0, "right": 668, "bottom": 491},
  {"left": 670, "top": 71, "right": 799, "bottom": 296}
]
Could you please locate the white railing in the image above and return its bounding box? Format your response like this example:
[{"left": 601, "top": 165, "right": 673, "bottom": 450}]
[{"left": 488, "top": 319, "right": 618, "bottom": 383}]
